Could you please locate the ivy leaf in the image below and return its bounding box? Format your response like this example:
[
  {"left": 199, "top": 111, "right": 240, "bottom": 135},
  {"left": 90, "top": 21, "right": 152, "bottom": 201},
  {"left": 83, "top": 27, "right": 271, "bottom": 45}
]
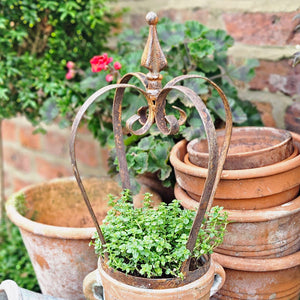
[
  {"left": 122, "top": 93, "right": 147, "bottom": 123},
  {"left": 159, "top": 166, "right": 172, "bottom": 181},
  {"left": 188, "top": 39, "right": 214, "bottom": 59},
  {"left": 231, "top": 105, "right": 248, "bottom": 124},
  {"left": 123, "top": 51, "right": 144, "bottom": 73},
  {"left": 227, "top": 59, "right": 259, "bottom": 83},
  {"left": 150, "top": 142, "right": 169, "bottom": 166},
  {"left": 185, "top": 21, "right": 208, "bottom": 40},
  {"left": 205, "top": 29, "right": 234, "bottom": 52},
  {"left": 39, "top": 98, "right": 59, "bottom": 124},
  {"left": 158, "top": 22, "right": 185, "bottom": 51},
  {"left": 137, "top": 136, "right": 155, "bottom": 151},
  {"left": 197, "top": 57, "right": 219, "bottom": 73},
  {"left": 126, "top": 149, "right": 148, "bottom": 174},
  {"left": 0, "top": 88, "right": 9, "bottom": 101}
]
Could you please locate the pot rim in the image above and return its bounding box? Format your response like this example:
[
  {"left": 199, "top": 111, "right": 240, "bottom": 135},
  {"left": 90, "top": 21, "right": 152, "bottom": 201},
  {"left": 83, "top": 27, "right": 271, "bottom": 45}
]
[
  {"left": 174, "top": 184, "right": 300, "bottom": 222},
  {"left": 212, "top": 251, "right": 300, "bottom": 271},
  {"left": 5, "top": 177, "right": 96, "bottom": 239},
  {"left": 98, "top": 257, "right": 217, "bottom": 292},
  {"left": 187, "top": 127, "right": 292, "bottom": 160},
  {"left": 170, "top": 132, "right": 300, "bottom": 180}
]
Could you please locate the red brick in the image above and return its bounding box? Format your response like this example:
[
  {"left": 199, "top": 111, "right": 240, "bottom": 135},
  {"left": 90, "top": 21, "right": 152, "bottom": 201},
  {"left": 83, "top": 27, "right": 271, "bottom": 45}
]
[
  {"left": 252, "top": 102, "right": 276, "bottom": 127},
  {"left": 75, "top": 138, "right": 99, "bottom": 167},
  {"left": 77, "top": 124, "right": 91, "bottom": 134},
  {"left": 36, "top": 157, "right": 72, "bottom": 180},
  {"left": 44, "top": 130, "right": 68, "bottom": 157},
  {"left": 223, "top": 11, "right": 300, "bottom": 46},
  {"left": 13, "top": 177, "right": 33, "bottom": 192},
  {"left": 3, "top": 145, "right": 32, "bottom": 172},
  {"left": 285, "top": 102, "right": 300, "bottom": 133},
  {"left": 250, "top": 59, "right": 300, "bottom": 96},
  {"left": 159, "top": 8, "right": 209, "bottom": 23},
  {"left": 129, "top": 8, "right": 209, "bottom": 30},
  {"left": 2, "top": 120, "right": 17, "bottom": 142},
  {"left": 4, "top": 170, "right": 12, "bottom": 190},
  {"left": 19, "top": 126, "right": 41, "bottom": 150}
]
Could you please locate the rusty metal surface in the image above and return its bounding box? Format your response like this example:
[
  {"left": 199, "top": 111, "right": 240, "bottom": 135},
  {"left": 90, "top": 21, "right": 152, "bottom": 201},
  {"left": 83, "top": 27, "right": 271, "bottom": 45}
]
[
  {"left": 100, "top": 256, "right": 211, "bottom": 289},
  {"left": 69, "top": 11, "right": 232, "bottom": 285}
]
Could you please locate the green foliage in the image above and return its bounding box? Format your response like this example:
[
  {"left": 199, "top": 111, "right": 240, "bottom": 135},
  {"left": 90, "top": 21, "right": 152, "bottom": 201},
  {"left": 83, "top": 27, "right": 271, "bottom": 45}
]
[
  {"left": 92, "top": 190, "right": 228, "bottom": 279},
  {"left": 63, "top": 17, "right": 263, "bottom": 190},
  {"left": 13, "top": 193, "right": 28, "bottom": 216},
  {"left": 0, "top": 0, "right": 121, "bottom": 126},
  {"left": 0, "top": 218, "right": 40, "bottom": 292}
]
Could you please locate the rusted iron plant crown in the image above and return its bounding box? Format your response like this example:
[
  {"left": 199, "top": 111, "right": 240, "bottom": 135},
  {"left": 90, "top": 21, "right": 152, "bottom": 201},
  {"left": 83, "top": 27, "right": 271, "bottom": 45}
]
[{"left": 70, "top": 12, "right": 232, "bottom": 278}]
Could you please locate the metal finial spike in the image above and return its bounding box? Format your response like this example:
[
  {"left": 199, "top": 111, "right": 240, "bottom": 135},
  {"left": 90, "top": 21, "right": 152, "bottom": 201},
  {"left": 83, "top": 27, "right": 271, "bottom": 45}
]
[
  {"left": 141, "top": 12, "right": 167, "bottom": 74},
  {"left": 146, "top": 11, "right": 158, "bottom": 25}
]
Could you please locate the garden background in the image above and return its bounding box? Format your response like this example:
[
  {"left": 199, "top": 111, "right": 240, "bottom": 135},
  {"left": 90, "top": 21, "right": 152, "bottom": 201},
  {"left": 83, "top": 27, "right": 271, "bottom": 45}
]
[{"left": 2, "top": 0, "right": 300, "bottom": 200}]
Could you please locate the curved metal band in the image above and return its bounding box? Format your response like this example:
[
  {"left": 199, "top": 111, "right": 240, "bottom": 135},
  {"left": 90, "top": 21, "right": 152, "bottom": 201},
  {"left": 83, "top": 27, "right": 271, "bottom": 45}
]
[
  {"left": 157, "top": 85, "right": 219, "bottom": 274},
  {"left": 113, "top": 73, "right": 148, "bottom": 189},
  {"left": 70, "top": 83, "right": 145, "bottom": 262},
  {"left": 166, "top": 75, "right": 232, "bottom": 211}
]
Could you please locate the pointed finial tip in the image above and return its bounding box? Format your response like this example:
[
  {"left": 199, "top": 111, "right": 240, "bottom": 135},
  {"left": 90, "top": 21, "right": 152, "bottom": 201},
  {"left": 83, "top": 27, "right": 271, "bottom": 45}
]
[{"left": 146, "top": 12, "right": 158, "bottom": 25}]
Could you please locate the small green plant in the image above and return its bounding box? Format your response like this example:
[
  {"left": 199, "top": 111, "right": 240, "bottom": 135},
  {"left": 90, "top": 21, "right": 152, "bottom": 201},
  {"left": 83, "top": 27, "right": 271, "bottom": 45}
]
[
  {"left": 0, "top": 218, "right": 40, "bottom": 292},
  {"left": 92, "top": 190, "right": 228, "bottom": 279}
]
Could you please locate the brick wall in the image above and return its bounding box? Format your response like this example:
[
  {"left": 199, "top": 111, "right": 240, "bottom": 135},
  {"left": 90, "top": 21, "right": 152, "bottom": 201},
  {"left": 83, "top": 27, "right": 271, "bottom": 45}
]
[
  {"left": 2, "top": 117, "right": 108, "bottom": 198},
  {"left": 2, "top": 1, "right": 300, "bottom": 196},
  {"left": 117, "top": 0, "right": 300, "bottom": 127}
]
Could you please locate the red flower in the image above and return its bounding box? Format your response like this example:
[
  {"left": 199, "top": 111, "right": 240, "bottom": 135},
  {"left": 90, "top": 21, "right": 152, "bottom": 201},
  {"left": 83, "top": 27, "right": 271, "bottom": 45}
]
[
  {"left": 66, "top": 61, "right": 75, "bottom": 69},
  {"left": 105, "top": 74, "right": 114, "bottom": 82},
  {"left": 114, "top": 61, "right": 122, "bottom": 70},
  {"left": 90, "top": 53, "right": 113, "bottom": 73},
  {"left": 65, "top": 69, "right": 75, "bottom": 80}
]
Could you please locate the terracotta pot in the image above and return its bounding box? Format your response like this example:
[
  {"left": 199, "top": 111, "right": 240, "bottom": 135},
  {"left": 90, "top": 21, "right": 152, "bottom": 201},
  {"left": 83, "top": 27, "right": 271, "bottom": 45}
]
[
  {"left": 175, "top": 185, "right": 300, "bottom": 258},
  {"left": 212, "top": 251, "right": 300, "bottom": 299},
  {"left": 5, "top": 177, "right": 161, "bottom": 300},
  {"left": 186, "top": 143, "right": 299, "bottom": 170},
  {"left": 170, "top": 132, "right": 300, "bottom": 210},
  {"left": 83, "top": 258, "right": 226, "bottom": 300},
  {"left": 187, "top": 127, "right": 293, "bottom": 170}
]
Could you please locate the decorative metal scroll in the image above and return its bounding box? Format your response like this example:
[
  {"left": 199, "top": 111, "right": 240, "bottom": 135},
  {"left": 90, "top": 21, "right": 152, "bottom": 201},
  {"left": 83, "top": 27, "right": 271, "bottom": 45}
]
[{"left": 70, "top": 11, "right": 232, "bottom": 277}]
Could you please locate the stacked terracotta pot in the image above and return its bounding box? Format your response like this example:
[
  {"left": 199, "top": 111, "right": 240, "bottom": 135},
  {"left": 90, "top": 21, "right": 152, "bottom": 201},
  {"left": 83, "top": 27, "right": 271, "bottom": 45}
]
[{"left": 170, "top": 127, "right": 300, "bottom": 299}]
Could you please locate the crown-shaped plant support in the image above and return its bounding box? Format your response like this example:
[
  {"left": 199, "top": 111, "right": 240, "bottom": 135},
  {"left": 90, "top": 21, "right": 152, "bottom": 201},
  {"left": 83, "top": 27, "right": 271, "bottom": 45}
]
[{"left": 70, "top": 12, "right": 232, "bottom": 282}]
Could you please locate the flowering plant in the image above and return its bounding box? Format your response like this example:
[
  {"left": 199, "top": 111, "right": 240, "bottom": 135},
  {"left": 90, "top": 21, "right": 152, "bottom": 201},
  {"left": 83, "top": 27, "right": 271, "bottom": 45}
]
[{"left": 65, "top": 53, "right": 122, "bottom": 83}]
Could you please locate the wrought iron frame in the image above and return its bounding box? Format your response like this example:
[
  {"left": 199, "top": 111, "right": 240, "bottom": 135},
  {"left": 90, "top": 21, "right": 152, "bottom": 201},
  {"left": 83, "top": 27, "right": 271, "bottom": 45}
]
[{"left": 70, "top": 11, "right": 232, "bottom": 282}]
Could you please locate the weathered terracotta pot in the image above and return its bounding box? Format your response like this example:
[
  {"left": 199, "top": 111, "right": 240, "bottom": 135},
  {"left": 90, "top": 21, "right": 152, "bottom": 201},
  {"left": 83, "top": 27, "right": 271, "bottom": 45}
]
[
  {"left": 175, "top": 184, "right": 300, "bottom": 258},
  {"left": 170, "top": 132, "right": 300, "bottom": 210},
  {"left": 187, "top": 127, "right": 293, "bottom": 170},
  {"left": 212, "top": 251, "right": 300, "bottom": 299},
  {"left": 5, "top": 177, "right": 161, "bottom": 300},
  {"left": 83, "top": 257, "right": 226, "bottom": 300}
]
